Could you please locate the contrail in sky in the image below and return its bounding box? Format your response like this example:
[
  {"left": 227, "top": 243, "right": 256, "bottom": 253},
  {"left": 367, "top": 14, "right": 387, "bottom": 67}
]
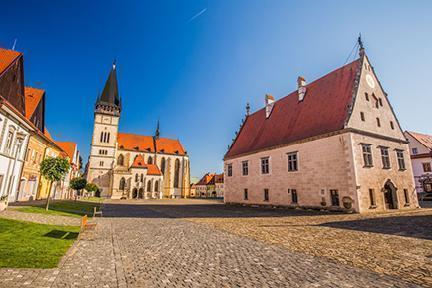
[{"left": 188, "top": 8, "right": 207, "bottom": 22}]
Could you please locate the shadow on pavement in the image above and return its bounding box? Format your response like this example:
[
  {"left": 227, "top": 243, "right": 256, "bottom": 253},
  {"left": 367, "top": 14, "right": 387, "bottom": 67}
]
[{"left": 319, "top": 215, "right": 432, "bottom": 240}]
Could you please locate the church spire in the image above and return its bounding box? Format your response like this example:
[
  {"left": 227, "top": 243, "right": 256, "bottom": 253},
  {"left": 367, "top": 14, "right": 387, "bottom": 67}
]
[
  {"left": 155, "top": 119, "right": 160, "bottom": 139},
  {"left": 96, "top": 60, "right": 121, "bottom": 111}
]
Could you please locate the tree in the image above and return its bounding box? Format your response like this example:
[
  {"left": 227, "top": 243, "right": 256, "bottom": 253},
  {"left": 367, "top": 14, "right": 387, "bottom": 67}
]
[
  {"left": 85, "top": 183, "right": 99, "bottom": 196},
  {"left": 70, "top": 177, "right": 87, "bottom": 197},
  {"left": 40, "top": 157, "right": 71, "bottom": 211}
]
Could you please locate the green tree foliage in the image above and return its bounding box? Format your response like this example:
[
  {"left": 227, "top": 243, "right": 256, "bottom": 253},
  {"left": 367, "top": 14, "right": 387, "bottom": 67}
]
[
  {"left": 39, "top": 157, "right": 71, "bottom": 210},
  {"left": 85, "top": 183, "right": 98, "bottom": 195},
  {"left": 70, "top": 177, "right": 87, "bottom": 196}
]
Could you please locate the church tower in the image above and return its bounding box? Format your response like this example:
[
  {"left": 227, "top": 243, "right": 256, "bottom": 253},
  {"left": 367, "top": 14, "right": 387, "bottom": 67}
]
[{"left": 87, "top": 62, "right": 121, "bottom": 197}]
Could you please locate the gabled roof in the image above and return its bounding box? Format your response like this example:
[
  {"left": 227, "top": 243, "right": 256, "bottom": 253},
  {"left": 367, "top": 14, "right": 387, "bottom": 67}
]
[
  {"left": 130, "top": 155, "right": 162, "bottom": 175},
  {"left": 118, "top": 132, "right": 186, "bottom": 155},
  {"left": 225, "top": 58, "right": 360, "bottom": 159},
  {"left": 406, "top": 131, "right": 432, "bottom": 151},
  {"left": 24, "top": 87, "right": 44, "bottom": 119},
  {"left": 214, "top": 173, "right": 224, "bottom": 183},
  {"left": 56, "top": 141, "right": 77, "bottom": 163},
  {"left": 196, "top": 173, "right": 215, "bottom": 186},
  {"left": 0, "top": 48, "right": 21, "bottom": 75},
  {"left": 97, "top": 63, "right": 121, "bottom": 109}
]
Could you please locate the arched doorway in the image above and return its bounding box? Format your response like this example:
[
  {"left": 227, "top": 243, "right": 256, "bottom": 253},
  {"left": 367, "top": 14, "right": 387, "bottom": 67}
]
[
  {"left": 383, "top": 180, "right": 398, "bottom": 209},
  {"left": 132, "top": 188, "right": 138, "bottom": 199},
  {"left": 138, "top": 188, "right": 144, "bottom": 199}
]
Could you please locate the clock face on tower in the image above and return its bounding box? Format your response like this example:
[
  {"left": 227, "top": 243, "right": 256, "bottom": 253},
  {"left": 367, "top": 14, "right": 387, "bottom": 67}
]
[{"left": 366, "top": 74, "right": 375, "bottom": 89}]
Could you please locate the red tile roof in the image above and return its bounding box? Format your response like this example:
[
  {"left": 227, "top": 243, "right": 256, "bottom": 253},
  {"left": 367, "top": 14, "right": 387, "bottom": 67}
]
[
  {"left": 24, "top": 87, "right": 44, "bottom": 119},
  {"left": 131, "top": 155, "right": 162, "bottom": 175},
  {"left": 56, "top": 141, "right": 77, "bottom": 163},
  {"left": 0, "top": 48, "right": 21, "bottom": 75},
  {"left": 118, "top": 132, "right": 186, "bottom": 155},
  {"left": 225, "top": 59, "right": 361, "bottom": 159},
  {"left": 406, "top": 131, "right": 432, "bottom": 151},
  {"left": 214, "top": 173, "right": 224, "bottom": 183},
  {"left": 196, "top": 173, "right": 215, "bottom": 186}
]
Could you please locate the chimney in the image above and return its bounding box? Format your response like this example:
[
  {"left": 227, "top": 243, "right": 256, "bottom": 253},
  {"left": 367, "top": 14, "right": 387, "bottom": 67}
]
[
  {"left": 297, "top": 76, "right": 307, "bottom": 101},
  {"left": 265, "top": 94, "right": 275, "bottom": 118}
]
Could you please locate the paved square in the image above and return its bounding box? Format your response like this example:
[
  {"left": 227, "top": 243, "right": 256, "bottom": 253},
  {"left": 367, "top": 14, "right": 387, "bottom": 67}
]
[{"left": 1, "top": 199, "right": 430, "bottom": 287}]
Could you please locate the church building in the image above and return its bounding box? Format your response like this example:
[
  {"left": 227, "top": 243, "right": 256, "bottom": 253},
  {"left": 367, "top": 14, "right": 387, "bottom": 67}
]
[
  {"left": 224, "top": 41, "right": 419, "bottom": 213},
  {"left": 86, "top": 63, "right": 190, "bottom": 199}
]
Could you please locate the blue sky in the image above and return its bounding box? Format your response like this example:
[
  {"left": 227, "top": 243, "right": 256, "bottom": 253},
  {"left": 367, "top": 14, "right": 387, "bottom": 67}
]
[{"left": 1, "top": 0, "right": 431, "bottom": 178}]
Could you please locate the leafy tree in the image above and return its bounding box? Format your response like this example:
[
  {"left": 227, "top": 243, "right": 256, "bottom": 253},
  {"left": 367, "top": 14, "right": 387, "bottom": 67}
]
[
  {"left": 85, "top": 183, "right": 99, "bottom": 196},
  {"left": 70, "top": 177, "right": 87, "bottom": 196},
  {"left": 40, "top": 157, "right": 71, "bottom": 210}
]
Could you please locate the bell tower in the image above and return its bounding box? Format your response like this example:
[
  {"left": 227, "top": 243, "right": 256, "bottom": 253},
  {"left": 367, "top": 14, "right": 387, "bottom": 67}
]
[{"left": 87, "top": 62, "right": 121, "bottom": 197}]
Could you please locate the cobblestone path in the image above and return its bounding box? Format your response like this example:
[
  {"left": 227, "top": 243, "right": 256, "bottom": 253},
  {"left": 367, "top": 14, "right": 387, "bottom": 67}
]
[
  {"left": 0, "top": 208, "right": 80, "bottom": 226},
  {"left": 0, "top": 201, "right": 425, "bottom": 287}
]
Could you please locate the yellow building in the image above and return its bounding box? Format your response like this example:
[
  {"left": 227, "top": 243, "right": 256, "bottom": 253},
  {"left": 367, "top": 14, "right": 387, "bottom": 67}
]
[{"left": 18, "top": 87, "right": 66, "bottom": 201}]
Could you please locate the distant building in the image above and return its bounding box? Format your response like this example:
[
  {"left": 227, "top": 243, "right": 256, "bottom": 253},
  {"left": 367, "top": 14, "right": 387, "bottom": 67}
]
[
  {"left": 224, "top": 44, "right": 418, "bottom": 213},
  {"left": 86, "top": 63, "right": 190, "bottom": 199},
  {"left": 195, "top": 173, "right": 224, "bottom": 198},
  {"left": 405, "top": 131, "right": 432, "bottom": 194}
]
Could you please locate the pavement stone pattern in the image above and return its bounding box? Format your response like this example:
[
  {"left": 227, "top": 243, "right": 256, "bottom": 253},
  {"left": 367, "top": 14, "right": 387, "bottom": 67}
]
[
  {"left": 0, "top": 208, "right": 80, "bottom": 226},
  {"left": 0, "top": 199, "right": 428, "bottom": 287}
]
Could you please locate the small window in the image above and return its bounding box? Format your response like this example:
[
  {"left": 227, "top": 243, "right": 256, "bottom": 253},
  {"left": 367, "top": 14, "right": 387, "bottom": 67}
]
[
  {"left": 378, "top": 98, "right": 383, "bottom": 107},
  {"left": 404, "top": 189, "right": 410, "bottom": 204},
  {"left": 380, "top": 147, "right": 390, "bottom": 169},
  {"left": 423, "top": 162, "right": 432, "bottom": 173},
  {"left": 264, "top": 189, "right": 269, "bottom": 201},
  {"left": 369, "top": 189, "right": 376, "bottom": 207},
  {"left": 287, "top": 152, "right": 298, "bottom": 172},
  {"left": 99, "top": 161, "right": 104, "bottom": 166},
  {"left": 242, "top": 161, "right": 249, "bottom": 176},
  {"left": 376, "top": 117, "right": 381, "bottom": 127},
  {"left": 261, "top": 157, "right": 270, "bottom": 174},
  {"left": 227, "top": 164, "right": 233, "bottom": 177},
  {"left": 140, "top": 174, "right": 144, "bottom": 182},
  {"left": 135, "top": 174, "right": 139, "bottom": 182},
  {"left": 365, "top": 93, "right": 369, "bottom": 101},
  {"left": 396, "top": 150, "right": 406, "bottom": 170},
  {"left": 330, "top": 190, "right": 339, "bottom": 206},
  {"left": 412, "top": 148, "right": 418, "bottom": 155},
  {"left": 360, "top": 112, "right": 365, "bottom": 122},
  {"left": 4, "top": 130, "right": 14, "bottom": 154},
  {"left": 372, "top": 94, "right": 379, "bottom": 108},
  {"left": 362, "top": 144, "right": 373, "bottom": 167},
  {"left": 244, "top": 189, "right": 248, "bottom": 200},
  {"left": 390, "top": 121, "right": 394, "bottom": 130},
  {"left": 290, "top": 189, "right": 298, "bottom": 204}
]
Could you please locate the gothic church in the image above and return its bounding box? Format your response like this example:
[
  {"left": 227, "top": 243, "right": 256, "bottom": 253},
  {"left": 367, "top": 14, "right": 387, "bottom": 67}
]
[{"left": 86, "top": 63, "right": 190, "bottom": 199}]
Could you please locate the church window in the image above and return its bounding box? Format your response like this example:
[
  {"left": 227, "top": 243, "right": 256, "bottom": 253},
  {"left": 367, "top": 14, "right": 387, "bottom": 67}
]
[
  {"left": 140, "top": 174, "right": 144, "bottom": 182},
  {"left": 378, "top": 98, "right": 383, "bottom": 107},
  {"left": 99, "top": 161, "right": 104, "bottom": 166},
  {"left": 107, "top": 132, "right": 110, "bottom": 143},
  {"left": 148, "top": 156, "right": 153, "bottom": 164},
  {"left": 360, "top": 112, "right": 365, "bottom": 122},
  {"left": 174, "top": 159, "right": 180, "bottom": 188},
  {"left": 161, "top": 158, "right": 166, "bottom": 175},
  {"left": 147, "top": 180, "right": 152, "bottom": 192},
  {"left": 119, "top": 177, "right": 126, "bottom": 190},
  {"left": 390, "top": 121, "right": 394, "bottom": 130},
  {"left": 135, "top": 174, "right": 139, "bottom": 182},
  {"left": 117, "top": 154, "right": 124, "bottom": 165},
  {"left": 376, "top": 117, "right": 381, "bottom": 127},
  {"left": 100, "top": 132, "right": 103, "bottom": 143},
  {"left": 155, "top": 180, "right": 159, "bottom": 192}
]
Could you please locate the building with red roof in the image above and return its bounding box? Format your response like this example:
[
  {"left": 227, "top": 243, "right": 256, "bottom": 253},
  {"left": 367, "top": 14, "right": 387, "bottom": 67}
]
[
  {"left": 405, "top": 131, "right": 432, "bottom": 195},
  {"left": 86, "top": 63, "right": 190, "bottom": 199},
  {"left": 224, "top": 43, "right": 418, "bottom": 213},
  {"left": 194, "top": 173, "right": 224, "bottom": 198}
]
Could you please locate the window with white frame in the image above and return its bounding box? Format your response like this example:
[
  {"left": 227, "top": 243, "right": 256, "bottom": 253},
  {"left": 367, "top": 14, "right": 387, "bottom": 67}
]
[
  {"left": 261, "top": 157, "right": 269, "bottom": 174},
  {"left": 287, "top": 152, "right": 298, "bottom": 172},
  {"left": 242, "top": 161, "right": 248, "bottom": 176}
]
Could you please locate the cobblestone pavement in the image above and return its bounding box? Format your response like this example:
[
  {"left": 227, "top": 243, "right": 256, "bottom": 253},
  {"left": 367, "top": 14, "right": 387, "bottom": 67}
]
[
  {"left": 0, "top": 208, "right": 80, "bottom": 226},
  {"left": 0, "top": 199, "right": 428, "bottom": 287}
]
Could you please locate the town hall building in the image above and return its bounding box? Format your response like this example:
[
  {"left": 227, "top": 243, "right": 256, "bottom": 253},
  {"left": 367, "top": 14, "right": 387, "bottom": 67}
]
[
  {"left": 224, "top": 41, "right": 419, "bottom": 213},
  {"left": 86, "top": 63, "right": 190, "bottom": 199}
]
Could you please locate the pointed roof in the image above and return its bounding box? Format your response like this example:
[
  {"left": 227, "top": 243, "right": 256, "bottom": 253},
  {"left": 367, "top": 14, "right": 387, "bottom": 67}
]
[
  {"left": 405, "top": 131, "right": 432, "bottom": 151},
  {"left": 56, "top": 141, "right": 77, "bottom": 163},
  {"left": 117, "top": 132, "right": 186, "bottom": 155},
  {"left": 0, "top": 48, "right": 21, "bottom": 75},
  {"left": 130, "top": 155, "right": 162, "bottom": 175},
  {"left": 225, "top": 58, "right": 361, "bottom": 159},
  {"left": 97, "top": 62, "right": 121, "bottom": 109},
  {"left": 24, "top": 87, "right": 44, "bottom": 119}
]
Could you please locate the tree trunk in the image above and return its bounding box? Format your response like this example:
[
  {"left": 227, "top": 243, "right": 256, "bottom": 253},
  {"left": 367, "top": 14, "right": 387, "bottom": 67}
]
[{"left": 45, "top": 181, "right": 53, "bottom": 211}]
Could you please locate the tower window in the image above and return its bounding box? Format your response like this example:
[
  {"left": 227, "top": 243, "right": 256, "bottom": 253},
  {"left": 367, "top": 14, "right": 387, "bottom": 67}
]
[
  {"left": 378, "top": 98, "right": 383, "bottom": 107},
  {"left": 360, "top": 112, "right": 365, "bottom": 122},
  {"left": 365, "top": 93, "right": 369, "bottom": 101},
  {"left": 376, "top": 117, "right": 381, "bottom": 127},
  {"left": 390, "top": 121, "right": 394, "bottom": 130}
]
